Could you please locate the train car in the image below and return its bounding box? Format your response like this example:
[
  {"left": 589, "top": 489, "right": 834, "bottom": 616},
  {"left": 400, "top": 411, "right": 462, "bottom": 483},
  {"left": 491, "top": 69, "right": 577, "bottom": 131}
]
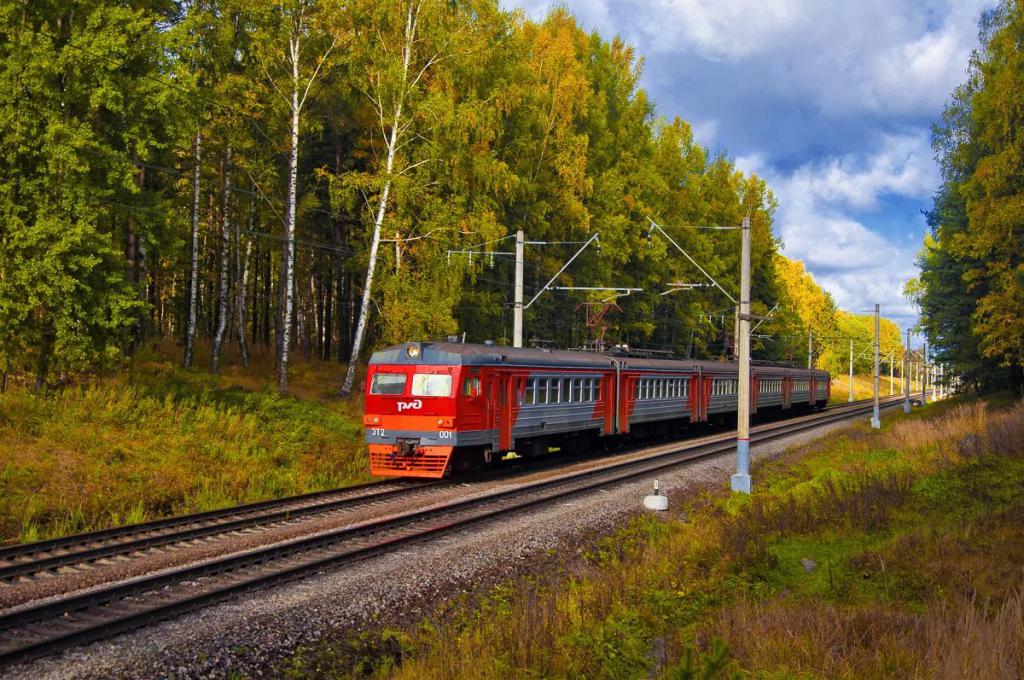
[{"left": 364, "top": 341, "right": 830, "bottom": 478}]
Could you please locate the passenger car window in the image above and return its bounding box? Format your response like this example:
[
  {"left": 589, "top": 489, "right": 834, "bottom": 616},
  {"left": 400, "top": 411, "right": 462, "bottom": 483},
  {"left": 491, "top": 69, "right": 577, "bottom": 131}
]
[
  {"left": 370, "top": 373, "right": 406, "bottom": 395},
  {"left": 462, "top": 376, "right": 481, "bottom": 397},
  {"left": 411, "top": 373, "right": 452, "bottom": 397}
]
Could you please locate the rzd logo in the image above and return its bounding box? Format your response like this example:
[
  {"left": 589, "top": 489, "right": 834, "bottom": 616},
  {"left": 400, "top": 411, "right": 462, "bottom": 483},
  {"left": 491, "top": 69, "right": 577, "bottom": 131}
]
[{"left": 397, "top": 399, "right": 423, "bottom": 412}]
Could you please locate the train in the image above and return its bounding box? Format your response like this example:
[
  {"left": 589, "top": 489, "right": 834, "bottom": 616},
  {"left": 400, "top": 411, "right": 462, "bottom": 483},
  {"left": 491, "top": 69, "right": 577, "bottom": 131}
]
[{"left": 363, "top": 341, "right": 831, "bottom": 478}]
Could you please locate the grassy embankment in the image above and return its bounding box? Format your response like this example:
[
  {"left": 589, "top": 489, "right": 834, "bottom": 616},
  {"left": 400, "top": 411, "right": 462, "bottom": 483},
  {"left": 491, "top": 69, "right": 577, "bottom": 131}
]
[
  {"left": 829, "top": 373, "right": 909, "bottom": 404},
  {"left": 0, "top": 342, "right": 369, "bottom": 544},
  {"left": 285, "top": 394, "right": 1024, "bottom": 679}
]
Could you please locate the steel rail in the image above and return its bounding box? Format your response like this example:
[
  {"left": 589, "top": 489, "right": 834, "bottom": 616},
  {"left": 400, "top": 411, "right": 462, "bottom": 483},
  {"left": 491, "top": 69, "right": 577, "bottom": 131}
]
[
  {"left": 0, "top": 398, "right": 900, "bottom": 668},
  {"left": 0, "top": 398, "right": 880, "bottom": 583},
  {"left": 0, "top": 480, "right": 438, "bottom": 583}
]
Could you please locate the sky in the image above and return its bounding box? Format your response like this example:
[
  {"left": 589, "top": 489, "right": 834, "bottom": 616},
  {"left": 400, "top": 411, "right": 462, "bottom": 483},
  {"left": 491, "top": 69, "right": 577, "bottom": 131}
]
[{"left": 503, "top": 0, "right": 995, "bottom": 331}]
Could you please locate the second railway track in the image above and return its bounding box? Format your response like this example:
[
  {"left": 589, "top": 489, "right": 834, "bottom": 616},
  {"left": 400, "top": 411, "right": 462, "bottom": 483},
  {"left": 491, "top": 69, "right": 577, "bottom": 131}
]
[{"left": 0, "top": 397, "right": 899, "bottom": 668}]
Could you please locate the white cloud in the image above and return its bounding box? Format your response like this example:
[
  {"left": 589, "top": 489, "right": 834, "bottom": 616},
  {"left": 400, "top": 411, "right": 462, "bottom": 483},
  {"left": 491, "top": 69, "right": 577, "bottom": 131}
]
[
  {"left": 733, "top": 151, "right": 766, "bottom": 176},
  {"left": 783, "top": 133, "right": 938, "bottom": 211},
  {"left": 641, "top": 0, "right": 810, "bottom": 60},
  {"left": 763, "top": 133, "right": 934, "bottom": 328},
  {"left": 505, "top": 0, "right": 994, "bottom": 118},
  {"left": 691, "top": 118, "right": 720, "bottom": 146}
]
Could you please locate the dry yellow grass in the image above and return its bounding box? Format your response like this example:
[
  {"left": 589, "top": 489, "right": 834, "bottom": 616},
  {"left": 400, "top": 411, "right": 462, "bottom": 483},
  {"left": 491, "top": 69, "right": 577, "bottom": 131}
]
[
  {"left": 830, "top": 373, "right": 910, "bottom": 403},
  {"left": 0, "top": 340, "right": 370, "bottom": 543}
]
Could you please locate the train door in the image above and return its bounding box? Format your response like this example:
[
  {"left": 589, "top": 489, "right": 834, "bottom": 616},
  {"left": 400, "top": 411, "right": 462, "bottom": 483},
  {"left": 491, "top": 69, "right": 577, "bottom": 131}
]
[
  {"left": 751, "top": 376, "right": 759, "bottom": 415},
  {"left": 701, "top": 373, "right": 712, "bottom": 421},
  {"left": 493, "top": 373, "right": 513, "bottom": 452},
  {"left": 604, "top": 370, "right": 617, "bottom": 436},
  {"left": 618, "top": 373, "right": 633, "bottom": 434},
  {"left": 782, "top": 375, "right": 792, "bottom": 409}
]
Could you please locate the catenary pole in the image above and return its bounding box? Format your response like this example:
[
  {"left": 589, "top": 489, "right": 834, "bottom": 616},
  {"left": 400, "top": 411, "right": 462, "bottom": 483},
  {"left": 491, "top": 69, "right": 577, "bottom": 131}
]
[
  {"left": 904, "top": 328, "right": 912, "bottom": 414},
  {"left": 731, "top": 215, "right": 752, "bottom": 494},
  {"left": 932, "top": 358, "right": 938, "bottom": 402},
  {"left": 848, "top": 338, "right": 854, "bottom": 402},
  {"left": 513, "top": 229, "right": 524, "bottom": 348},
  {"left": 871, "top": 303, "right": 880, "bottom": 428},
  {"left": 808, "top": 331, "right": 813, "bottom": 369},
  {"left": 922, "top": 343, "right": 928, "bottom": 405}
]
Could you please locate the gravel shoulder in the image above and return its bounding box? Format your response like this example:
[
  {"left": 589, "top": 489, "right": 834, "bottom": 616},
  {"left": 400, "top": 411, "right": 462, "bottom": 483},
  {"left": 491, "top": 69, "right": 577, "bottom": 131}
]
[{"left": 11, "top": 407, "right": 894, "bottom": 680}]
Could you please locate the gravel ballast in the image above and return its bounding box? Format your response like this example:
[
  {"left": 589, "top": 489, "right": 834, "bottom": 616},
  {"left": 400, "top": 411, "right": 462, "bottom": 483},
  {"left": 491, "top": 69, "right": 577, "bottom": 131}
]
[{"left": 10, "top": 408, "right": 893, "bottom": 679}]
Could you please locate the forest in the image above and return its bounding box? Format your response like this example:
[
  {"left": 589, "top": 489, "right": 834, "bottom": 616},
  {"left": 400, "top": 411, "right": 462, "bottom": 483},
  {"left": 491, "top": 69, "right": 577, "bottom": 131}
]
[
  {"left": 911, "top": 0, "right": 1024, "bottom": 394},
  {"left": 0, "top": 0, "right": 902, "bottom": 393}
]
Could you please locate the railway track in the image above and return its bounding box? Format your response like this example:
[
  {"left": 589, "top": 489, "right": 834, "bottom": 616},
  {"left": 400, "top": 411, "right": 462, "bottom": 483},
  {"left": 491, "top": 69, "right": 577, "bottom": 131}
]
[
  {"left": 0, "top": 397, "right": 900, "bottom": 668},
  {"left": 0, "top": 478, "right": 440, "bottom": 585}
]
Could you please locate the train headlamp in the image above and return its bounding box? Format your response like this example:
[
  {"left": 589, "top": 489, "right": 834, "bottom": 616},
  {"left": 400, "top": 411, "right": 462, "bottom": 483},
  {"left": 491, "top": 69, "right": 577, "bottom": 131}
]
[{"left": 406, "top": 345, "right": 421, "bottom": 359}]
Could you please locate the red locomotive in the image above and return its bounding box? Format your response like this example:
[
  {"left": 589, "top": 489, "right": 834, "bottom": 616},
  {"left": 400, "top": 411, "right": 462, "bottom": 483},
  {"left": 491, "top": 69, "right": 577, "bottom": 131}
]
[{"left": 364, "top": 341, "right": 830, "bottom": 478}]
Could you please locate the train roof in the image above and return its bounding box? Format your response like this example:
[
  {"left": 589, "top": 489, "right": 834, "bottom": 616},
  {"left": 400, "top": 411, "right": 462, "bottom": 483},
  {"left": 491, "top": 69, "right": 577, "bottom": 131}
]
[{"left": 369, "top": 342, "right": 829, "bottom": 377}]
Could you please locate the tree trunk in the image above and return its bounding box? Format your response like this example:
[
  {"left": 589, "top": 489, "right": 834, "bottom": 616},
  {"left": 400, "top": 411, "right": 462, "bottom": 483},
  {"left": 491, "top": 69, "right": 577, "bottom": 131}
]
[
  {"left": 341, "top": 2, "right": 417, "bottom": 395},
  {"left": 322, "top": 263, "right": 333, "bottom": 360},
  {"left": 263, "top": 245, "right": 272, "bottom": 346},
  {"left": 35, "top": 328, "right": 54, "bottom": 390},
  {"left": 184, "top": 130, "right": 201, "bottom": 369},
  {"left": 277, "top": 40, "right": 301, "bottom": 392},
  {"left": 237, "top": 205, "right": 253, "bottom": 368},
  {"left": 212, "top": 145, "right": 232, "bottom": 373}
]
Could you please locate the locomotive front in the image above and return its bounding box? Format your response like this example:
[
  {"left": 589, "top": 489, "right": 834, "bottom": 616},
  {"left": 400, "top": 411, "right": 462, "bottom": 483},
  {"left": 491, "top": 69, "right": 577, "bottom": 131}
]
[{"left": 363, "top": 342, "right": 462, "bottom": 478}]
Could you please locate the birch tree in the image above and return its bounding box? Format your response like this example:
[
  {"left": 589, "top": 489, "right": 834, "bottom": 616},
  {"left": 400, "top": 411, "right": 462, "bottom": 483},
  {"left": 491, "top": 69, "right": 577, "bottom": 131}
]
[
  {"left": 211, "top": 145, "right": 232, "bottom": 372},
  {"left": 249, "top": 0, "right": 340, "bottom": 391},
  {"left": 341, "top": 0, "right": 447, "bottom": 395},
  {"left": 236, "top": 200, "right": 254, "bottom": 367},
  {"left": 184, "top": 131, "right": 202, "bottom": 369}
]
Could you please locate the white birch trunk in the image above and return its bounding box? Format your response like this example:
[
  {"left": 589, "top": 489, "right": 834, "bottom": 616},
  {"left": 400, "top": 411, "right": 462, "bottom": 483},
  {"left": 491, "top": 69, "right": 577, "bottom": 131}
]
[
  {"left": 278, "top": 37, "right": 301, "bottom": 391},
  {"left": 184, "top": 130, "right": 201, "bottom": 369},
  {"left": 341, "top": 2, "right": 417, "bottom": 395},
  {"left": 212, "top": 145, "right": 232, "bottom": 373},
  {"left": 236, "top": 204, "right": 253, "bottom": 368}
]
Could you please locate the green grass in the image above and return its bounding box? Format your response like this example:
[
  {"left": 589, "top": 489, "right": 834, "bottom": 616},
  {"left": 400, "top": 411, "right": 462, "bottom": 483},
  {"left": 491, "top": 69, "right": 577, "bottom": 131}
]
[
  {"left": 0, "top": 345, "right": 370, "bottom": 544},
  {"left": 283, "top": 394, "right": 1024, "bottom": 679}
]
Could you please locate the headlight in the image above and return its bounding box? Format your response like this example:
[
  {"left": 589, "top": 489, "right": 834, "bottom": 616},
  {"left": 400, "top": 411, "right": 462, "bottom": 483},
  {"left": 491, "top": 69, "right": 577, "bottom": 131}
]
[{"left": 407, "top": 345, "right": 421, "bottom": 359}]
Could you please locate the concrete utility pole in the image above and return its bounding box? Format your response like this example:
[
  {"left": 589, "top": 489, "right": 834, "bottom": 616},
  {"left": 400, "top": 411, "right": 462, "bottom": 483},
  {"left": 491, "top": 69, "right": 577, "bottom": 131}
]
[
  {"left": 922, "top": 343, "right": 928, "bottom": 405},
  {"left": 732, "top": 215, "right": 752, "bottom": 495},
  {"left": 808, "top": 331, "right": 813, "bottom": 370},
  {"left": 848, "top": 339, "right": 854, "bottom": 402},
  {"left": 513, "top": 229, "right": 524, "bottom": 348},
  {"left": 932, "top": 360, "right": 938, "bottom": 402},
  {"left": 871, "top": 303, "right": 880, "bottom": 429},
  {"left": 904, "top": 328, "right": 912, "bottom": 414}
]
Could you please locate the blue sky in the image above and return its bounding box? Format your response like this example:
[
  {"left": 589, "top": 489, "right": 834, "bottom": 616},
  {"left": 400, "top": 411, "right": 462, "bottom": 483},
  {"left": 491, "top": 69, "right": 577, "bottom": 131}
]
[{"left": 503, "top": 0, "right": 995, "bottom": 330}]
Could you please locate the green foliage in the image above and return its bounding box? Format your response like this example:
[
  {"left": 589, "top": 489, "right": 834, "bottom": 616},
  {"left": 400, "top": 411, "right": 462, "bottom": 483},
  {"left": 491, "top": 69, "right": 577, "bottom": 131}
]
[
  {"left": 0, "top": 1, "right": 174, "bottom": 384},
  {"left": 0, "top": 0, "right": 903, "bottom": 386},
  {"left": 916, "top": 0, "right": 1024, "bottom": 392}
]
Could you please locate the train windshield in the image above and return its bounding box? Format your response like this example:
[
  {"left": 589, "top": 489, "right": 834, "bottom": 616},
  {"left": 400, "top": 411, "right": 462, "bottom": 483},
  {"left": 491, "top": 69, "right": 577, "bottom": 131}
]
[
  {"left": 411, "top": 373, "right": 452, "bottom": 397},
  {"left": 370, "top": 373, "right": 407, "bottom": 395}
]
